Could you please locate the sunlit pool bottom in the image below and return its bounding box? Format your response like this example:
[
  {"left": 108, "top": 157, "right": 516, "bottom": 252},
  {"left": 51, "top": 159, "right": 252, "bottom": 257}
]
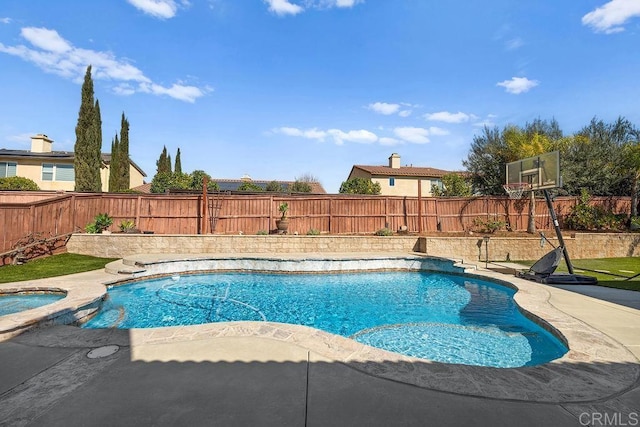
[
  {"left": 83, "top": 271, "right": 568, "bottom": 368},
  {"left": 0, "top": 292, "right": 65, "bottom": 317}
]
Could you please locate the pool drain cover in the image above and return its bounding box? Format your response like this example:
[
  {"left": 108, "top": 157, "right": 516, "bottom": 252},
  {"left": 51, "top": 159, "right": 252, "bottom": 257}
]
[{"left": 86, "top": 345, "right": 120, "bottom": 359}]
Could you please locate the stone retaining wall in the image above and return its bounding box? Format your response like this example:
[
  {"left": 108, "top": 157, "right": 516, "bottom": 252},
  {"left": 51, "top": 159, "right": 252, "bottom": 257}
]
[{"left": 66, "top": 233, "right": 640, "bottom": 262}]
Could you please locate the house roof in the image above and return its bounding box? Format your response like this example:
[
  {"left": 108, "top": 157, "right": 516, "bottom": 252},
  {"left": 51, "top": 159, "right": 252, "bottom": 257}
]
[
  {"left": 0, "top": 149, "right": 147, "bottom": 177},
  {"left": 133, "top": 179, "right": 327, "bottom": 194},
  {"left": 350, "top": 164, "right": 453, "bottom": 178}
]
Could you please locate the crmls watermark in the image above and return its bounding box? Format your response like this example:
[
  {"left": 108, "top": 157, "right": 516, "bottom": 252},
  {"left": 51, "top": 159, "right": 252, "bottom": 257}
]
[{"left": 579, "top": 412, "right": 639, "bottom": 426}]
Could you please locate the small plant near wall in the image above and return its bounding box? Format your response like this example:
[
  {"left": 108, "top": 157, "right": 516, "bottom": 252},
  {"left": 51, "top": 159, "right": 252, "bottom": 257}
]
[
  {"left": 374, "top": 227, "right": 394, "bottom": 236},
  {"left": 119, "top": 219, "right": 137, "bottom": 233},
  {"left": 276, "top": 202, "right": 290, "bottom": 233},
  {"left": 306, "top": 228, "right": 320, "bottom": 235},
  {"left": 472, "top": 217, "right": 505, "bottom": 234},
  {"left": 256, "top": 230, "right": 268, "bottom": 235},
  {"left": 85, "top": 213, "right": 113, "bottom": 234}
]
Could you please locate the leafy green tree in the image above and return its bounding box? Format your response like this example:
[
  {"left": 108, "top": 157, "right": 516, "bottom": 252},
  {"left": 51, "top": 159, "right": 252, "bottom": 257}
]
[
  {"left": 339, "top": 177, "right": 381, "bottom": 195},
  {"left": 174, "top": 148, "right": 182, "bottom": 174},
  {"left": 463, "top": 126, "right": 508, "bottom": 195},
  {"left": 108, "top": 134, "right": 120, "bottom": 192},
  {"left": 265, "top": 180, "right": 284, "bottom": 192},
  {"left": 0, "top": 176, "right": 39, "bottom": 190},
  {"left": 190, "top": 169, "right": 219, "bottom": 191},
  {"left": 431, "top": 173, "right": 472, "bottom": 197},
  {"left": 74, "top": 65, "right": 102, "bottom": 192},
  {"left": 290, "top": 180, "right": 312, "bottom": 192},
  {"left": 561, "top": 117, "right": 630, "bottom": 196},
  {"left": 237, "top": 181, "right": 264, "bottom": 192},
  {"left": 621, "top": 141, "right": 640, "bottom": 217}
]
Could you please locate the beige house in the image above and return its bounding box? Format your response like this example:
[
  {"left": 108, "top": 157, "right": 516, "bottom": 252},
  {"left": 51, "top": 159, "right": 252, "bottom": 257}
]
[
  {"left": 0, "top": 134, "right": 146, "bottom": 192},
  {"left": 347, "top": 153, "right": 455, "bottom": 197}
]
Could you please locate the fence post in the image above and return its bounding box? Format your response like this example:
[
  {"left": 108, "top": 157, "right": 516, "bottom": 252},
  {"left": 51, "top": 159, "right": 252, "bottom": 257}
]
[
  {"left": 418, "top": 180, "right": 422, "bottom": 234},
  {"left": 328, "top": 197, "right": 332, "bottom": 234},
  {"left": 135, "top": 195, "right": 141, "bottom": 230}
]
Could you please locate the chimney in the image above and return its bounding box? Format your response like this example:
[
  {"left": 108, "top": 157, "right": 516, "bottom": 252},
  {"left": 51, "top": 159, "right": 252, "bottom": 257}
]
[
  {"left": 389, "top": 153, "right": 401, "bottom": 169},
  {"left": 31, "top": 134, "right": 53, "bottom": 153}
]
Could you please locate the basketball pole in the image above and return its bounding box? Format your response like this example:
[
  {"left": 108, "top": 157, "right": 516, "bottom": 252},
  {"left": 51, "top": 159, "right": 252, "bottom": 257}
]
[{"left": 542, "top": 189, "right": 574, "bottom": 275}]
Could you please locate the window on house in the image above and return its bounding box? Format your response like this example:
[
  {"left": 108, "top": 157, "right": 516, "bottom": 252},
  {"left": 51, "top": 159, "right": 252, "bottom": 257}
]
[
  {"left": 389, "top": 177, "right": 395, "bottom": 187},
  {"left": 42, "top": 163, "right": 54, "bottom": 181},
  {"left": 55, "top": 164, "right": 75, "bottom": 181},
  {"left": 0, "top": 162, "right": 17, "bottom": 178},
  {"left": 41, "top": 163, "right": 75, "bottom": 182}
]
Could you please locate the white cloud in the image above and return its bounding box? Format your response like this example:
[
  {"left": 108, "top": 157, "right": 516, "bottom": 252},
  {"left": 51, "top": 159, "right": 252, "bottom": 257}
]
[
  {"left": 265, "top": 0, "right": 304, "bottom": 16},
  {"left": 424, "top": 111, "right": 473, "bottom": 123},
  {"left": 496, "top": 77, "right": 539, "bottom": 94},
  {"left": 1, "top": 17, "right": 11, "bottom": 24},
  {"left": 334, "top": 0, "right": 360, "bottom": 7},
  {"left": 368, "top": 102, "right": 400, "bottom": 115},
  {"left": 505, "top": 37, "right": 523, "bottom": 50},
  {"left": 393, "top": 127, "right": 430, "bottom": 144},
  {"left": 428, "top": 126, "right": 450, "bottom": 136},
  {"left": 127, "top": 0, "right": 179, "bottom": 19},
  {"left": 582, "top": 0, "right": 640, "bottom": 34},
  {"left": 398, "top": 110, "right": 412, "bottom": 117},
  {"left": 0, "top": 27, "right": 208, "bottom": 103},
  {"left": 379, "top": 137, "right": 401, "bottom": 146},
  {"left": 327, "top": 129, "right": 377, "bottom": 145},
  {"left": 265, "top": 0, "right": 363, "bottom": 16},
  {"left": 273, "top": 126, "right": 377, "bottom": 145},
  {"left": 276, "top": 127, "right": 327, "bottom": 141},
  {"left": 21, "top": 27, "right": 72, "bottom": 53}
]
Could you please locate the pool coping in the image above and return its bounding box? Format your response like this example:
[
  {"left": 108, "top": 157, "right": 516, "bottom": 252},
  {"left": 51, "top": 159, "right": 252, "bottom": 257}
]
[{"left": 1, "top": 252, "right": 638, "bottom": 403}]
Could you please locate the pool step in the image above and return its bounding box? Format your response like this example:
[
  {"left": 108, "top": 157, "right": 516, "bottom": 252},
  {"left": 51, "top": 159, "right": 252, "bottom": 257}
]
[{"left": 105, "top": 259, "right": 147, "bottom": 276}]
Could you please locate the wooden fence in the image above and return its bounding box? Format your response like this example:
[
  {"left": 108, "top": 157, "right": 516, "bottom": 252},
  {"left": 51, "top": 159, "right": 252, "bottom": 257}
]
[{"left": 0, "top": 191, "right": 631, "bottom": 253}]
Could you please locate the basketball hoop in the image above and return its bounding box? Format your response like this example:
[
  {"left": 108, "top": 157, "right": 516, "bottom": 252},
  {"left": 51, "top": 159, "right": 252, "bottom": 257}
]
[{"left": 503, "top": 183, "right": 531, "bottom": 200}]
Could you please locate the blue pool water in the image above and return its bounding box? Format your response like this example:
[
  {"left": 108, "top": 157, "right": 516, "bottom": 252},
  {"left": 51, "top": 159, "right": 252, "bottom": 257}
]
[
  {"left": 0, "top": 292, "right": 65, "bottom": 316},
  {"left": 83, "top": 271, "right": 568, "bottom": 367}
]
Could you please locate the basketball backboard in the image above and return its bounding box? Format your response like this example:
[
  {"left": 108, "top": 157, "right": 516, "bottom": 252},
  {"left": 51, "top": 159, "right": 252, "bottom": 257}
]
[{"left": 505, "top": 151, "right": 560, "bottom": 190}]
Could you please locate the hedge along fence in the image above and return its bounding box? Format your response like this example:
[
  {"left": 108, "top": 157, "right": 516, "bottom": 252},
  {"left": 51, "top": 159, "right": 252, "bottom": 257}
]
[{"left": 0, "top": 191, "right": 632, "bottom": 253}]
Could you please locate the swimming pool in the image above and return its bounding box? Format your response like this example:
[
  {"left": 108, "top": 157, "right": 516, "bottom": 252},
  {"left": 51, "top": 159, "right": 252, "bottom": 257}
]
[
  {"left": 0, "top": 292, "right": 65, "bottom": 317},
  {"left": 83, "top": 271, "right": 567, "bottom": 367}
]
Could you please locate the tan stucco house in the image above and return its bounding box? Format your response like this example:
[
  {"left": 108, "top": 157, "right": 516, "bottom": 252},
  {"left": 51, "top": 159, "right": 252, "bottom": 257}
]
[
  {"left": 347, "top": 153, "right": 456, "bottom": 197},
  {"left": 0, "top": 134, "right": 146, "bottom": 192}
]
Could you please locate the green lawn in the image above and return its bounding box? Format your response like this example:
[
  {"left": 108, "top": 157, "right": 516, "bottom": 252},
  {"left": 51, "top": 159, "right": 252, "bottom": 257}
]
[
  {"left": 521, "top": 257, "right": 640, "bottom": 291},
  {"left": 0, "top": 253, "right": 118, "bottom": 284}
]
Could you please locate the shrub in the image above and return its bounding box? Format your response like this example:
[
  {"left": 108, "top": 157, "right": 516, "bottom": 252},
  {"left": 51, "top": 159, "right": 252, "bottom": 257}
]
[
  {"left": 290, "top": 180, "right": 312, "bottom": 193},
  {"left": 265, "top": 181, "right": 284, "bottom": 192},
  {"left": 256, "top": 230, "right": 268, "bottom": 235},
  {"left": 237, "top": 181, "right": 264, "bottom": 192},
  {"left": 374, "top": 227, "right": 394, "bottom": 236},
  {"left": 119, "top": 219, "right": 136, "bottom": 232},
  {"left": 306, "top": 228, "right": 320, "bottom": 235},
  {"left": 0, "top": 176, "right": 40, "bottom": 191},
  {"left": 565, "top": 189, "right": 626, "bottom": 231},
  {"left": 472, "top": 217, "right": 506, "bottom": 234},
  {"left": 631, "top": 216, "right": 640, "bottom": 231},
  {"left": 85, "top": 213, "right": 113, "bottom": 233},
  {"left": 339, "top": 177, "right": 381, "bottom": 195}
]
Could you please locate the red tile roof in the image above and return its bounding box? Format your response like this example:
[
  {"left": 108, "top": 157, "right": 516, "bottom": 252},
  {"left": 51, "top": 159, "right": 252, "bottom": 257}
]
[{"left": 351, "top": 165, "right": 453, "bottom": 178}]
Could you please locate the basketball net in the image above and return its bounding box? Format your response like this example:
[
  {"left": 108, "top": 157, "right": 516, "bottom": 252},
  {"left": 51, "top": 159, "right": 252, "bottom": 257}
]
[{"left": 503, "top": 183, "right": 531, "bottom": 200}]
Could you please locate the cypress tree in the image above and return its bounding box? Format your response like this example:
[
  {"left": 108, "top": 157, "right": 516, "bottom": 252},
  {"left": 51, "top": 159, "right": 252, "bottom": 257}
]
[
  {"left": 90, "top": 99, "right": 103, "bottom": 192},
  {"left": 167, "top": 153, "right": 172, "bottom": 175},
  {"left": 156, "top": 146, "right": 171, "bottom": 175},
  {"left": 108, "top": 134, "right": 120, "bottom": 192},
  {"left": 119, "top": 113, "right": 130, "bottom": 190},
  {"left": 174, "top": 148, "right": 182, "bottom": 174},
  {"left": 74, "top": 66, "right": 96, "bottom": 192}
]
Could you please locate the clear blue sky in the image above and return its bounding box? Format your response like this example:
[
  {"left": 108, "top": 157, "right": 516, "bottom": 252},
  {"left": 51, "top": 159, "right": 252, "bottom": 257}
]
[{"left": 1, "top": 0, "right": 639, "bottom": 192}]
